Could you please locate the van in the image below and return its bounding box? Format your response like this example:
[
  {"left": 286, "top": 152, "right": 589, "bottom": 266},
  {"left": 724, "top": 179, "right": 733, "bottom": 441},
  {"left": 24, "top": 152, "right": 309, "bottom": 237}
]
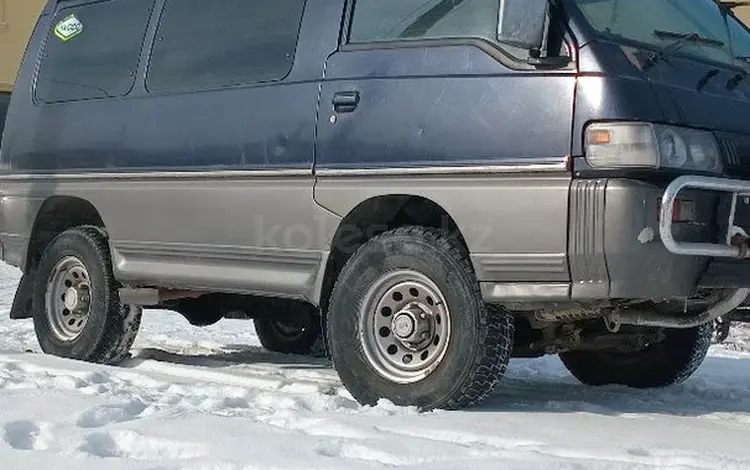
[{"left": 3, "top": 0, "right": 750, "bottom": 411}]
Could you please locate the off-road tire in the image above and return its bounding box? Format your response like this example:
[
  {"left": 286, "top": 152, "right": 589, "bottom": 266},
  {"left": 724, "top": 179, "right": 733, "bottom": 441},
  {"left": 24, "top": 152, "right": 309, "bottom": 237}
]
[
  {"left": 326, "top": 226, "right": 514, "bottom": 411},
  {"left": 559, "top": 324, "right": 713, "bottom": 388},
  {"left": 32, "top": 226, "right": 142, "bottom": 364}
]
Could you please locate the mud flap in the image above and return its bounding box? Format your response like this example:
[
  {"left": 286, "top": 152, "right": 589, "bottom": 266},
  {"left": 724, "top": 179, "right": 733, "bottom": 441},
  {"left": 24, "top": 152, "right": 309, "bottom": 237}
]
[{"left": 9, "top": 271, "right": 34, "bottom": 320}]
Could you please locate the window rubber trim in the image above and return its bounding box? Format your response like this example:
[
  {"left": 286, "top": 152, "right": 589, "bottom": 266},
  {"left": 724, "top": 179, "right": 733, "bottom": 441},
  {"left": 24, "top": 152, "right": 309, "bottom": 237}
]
[{"left": 339, "top": 0, "right": 576, "bottom": 72}]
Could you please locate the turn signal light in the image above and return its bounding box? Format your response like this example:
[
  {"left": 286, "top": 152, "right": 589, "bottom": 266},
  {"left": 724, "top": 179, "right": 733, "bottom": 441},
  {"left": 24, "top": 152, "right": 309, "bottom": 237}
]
[
  {"left": 657, "top": 198, "right": 695, "bottom": 223},
  {"left": 587, "top": 129, "right": 612, "bottom": 145}
]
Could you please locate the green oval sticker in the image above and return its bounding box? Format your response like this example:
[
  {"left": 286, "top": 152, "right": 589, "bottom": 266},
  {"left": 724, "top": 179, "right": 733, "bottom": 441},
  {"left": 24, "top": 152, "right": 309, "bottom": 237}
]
[{"left": 55, "top": 14, "right": 83, "bottom": 42}]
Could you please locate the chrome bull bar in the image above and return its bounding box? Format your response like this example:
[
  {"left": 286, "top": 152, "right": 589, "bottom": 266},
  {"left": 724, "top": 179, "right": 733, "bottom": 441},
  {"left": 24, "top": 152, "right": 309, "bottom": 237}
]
[{"left": 660, "top": 175, "right": 750, "bottom": 258}]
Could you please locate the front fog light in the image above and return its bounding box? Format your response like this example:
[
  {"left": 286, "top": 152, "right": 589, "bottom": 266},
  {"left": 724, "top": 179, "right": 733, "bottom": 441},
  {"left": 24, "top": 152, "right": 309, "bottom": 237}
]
[{"left": 585, "top": 122, "right": 723, "bottom": 173}]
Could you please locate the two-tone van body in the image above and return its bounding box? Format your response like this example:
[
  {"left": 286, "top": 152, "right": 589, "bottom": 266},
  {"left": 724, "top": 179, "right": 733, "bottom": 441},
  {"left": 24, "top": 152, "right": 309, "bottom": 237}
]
[{"left": 3, "top": 0, "right": 750, "bottom": 410}]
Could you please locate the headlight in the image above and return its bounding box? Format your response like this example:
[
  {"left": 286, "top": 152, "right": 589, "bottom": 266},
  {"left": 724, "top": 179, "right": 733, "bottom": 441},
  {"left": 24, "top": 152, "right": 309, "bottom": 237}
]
[{"left": 584, "top": 122, "right": 722, "bottom": 173}]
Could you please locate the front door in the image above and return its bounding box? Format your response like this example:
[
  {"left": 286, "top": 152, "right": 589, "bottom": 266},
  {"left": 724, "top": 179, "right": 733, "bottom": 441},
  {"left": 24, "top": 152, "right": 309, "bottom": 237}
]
[{"left": 314, "top": 0, "right": 578, "bottom": 286}]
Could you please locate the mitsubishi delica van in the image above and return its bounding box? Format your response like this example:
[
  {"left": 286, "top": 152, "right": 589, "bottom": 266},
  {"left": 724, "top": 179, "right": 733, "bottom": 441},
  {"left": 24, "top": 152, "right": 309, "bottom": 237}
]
[{"left": 3, "top": 0, "right": 750, "bottom": 411}]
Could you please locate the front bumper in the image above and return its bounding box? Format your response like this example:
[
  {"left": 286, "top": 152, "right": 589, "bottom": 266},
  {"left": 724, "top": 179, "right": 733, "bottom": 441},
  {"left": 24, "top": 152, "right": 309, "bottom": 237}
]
[
  {"left": 659, "top": 175, "right": 750, "bottom": 293},
  {"left": 660, "top": 175, "right": 750, "bottom": 259},
  {"left": 569, "top": 176, "right": 744, "bottom": 300},
  {"left": 483, "top": 176, "right": 750, "bottom": 305}
]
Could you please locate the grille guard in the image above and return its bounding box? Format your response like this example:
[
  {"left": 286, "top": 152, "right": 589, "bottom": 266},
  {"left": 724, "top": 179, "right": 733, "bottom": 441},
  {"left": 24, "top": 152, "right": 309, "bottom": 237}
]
[{"left": 660, "top": 175, "right": 750, "bottom": 258}]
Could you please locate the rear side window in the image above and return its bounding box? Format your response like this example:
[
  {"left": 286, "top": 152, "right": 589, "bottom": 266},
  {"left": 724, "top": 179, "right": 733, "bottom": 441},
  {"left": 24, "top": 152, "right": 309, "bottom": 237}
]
[
  {"left": 147, "top": 0, "right": 307, "bottom": 93},
  {"left": 36, "top": 0, "right": 154, "bottom": 103},
  {"left": 349, "top": 0, "right": 499, "bottom": 43}
]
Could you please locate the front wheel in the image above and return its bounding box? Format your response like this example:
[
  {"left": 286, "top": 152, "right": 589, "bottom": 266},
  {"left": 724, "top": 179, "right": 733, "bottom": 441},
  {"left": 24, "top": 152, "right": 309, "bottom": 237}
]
[
  {"left": 559, "top": 323, "right": 713, "bottom": 388},
  {"left": 326, "top": 226, "right": 514, "bottom": 411},
  {"left": 32, "top": 226, "right": 141, "bottom": 364}
]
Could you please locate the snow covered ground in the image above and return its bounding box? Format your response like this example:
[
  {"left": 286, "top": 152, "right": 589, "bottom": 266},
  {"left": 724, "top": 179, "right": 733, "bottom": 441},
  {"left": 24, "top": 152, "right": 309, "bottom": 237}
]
[{"left": 2, "top": 262, "right": 750, "bottom": 470}]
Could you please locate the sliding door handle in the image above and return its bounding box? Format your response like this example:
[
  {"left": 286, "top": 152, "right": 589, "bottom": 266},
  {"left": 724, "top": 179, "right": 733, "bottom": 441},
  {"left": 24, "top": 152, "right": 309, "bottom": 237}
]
[{"left": 332, "top": 91, "right": 360, "bottom": 113}]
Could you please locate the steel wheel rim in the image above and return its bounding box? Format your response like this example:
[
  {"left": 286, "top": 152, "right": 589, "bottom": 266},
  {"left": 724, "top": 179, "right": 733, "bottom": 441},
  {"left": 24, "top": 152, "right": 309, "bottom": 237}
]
[
  {"left": 360, "top": 270, "right": 452, "bottom": 384},
  {"left": 45, "top": 256, "right": 92, "bottom": 342}
]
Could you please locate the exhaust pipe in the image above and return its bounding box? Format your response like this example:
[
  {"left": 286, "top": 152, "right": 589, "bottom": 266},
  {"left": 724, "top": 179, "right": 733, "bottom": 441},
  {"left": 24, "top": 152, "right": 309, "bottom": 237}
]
[
  {"left": 608, "top": 288, "right": 750, "bottom": 329},
  {"left": 119, "top": 287, "right": 203, "bottom": 306}
]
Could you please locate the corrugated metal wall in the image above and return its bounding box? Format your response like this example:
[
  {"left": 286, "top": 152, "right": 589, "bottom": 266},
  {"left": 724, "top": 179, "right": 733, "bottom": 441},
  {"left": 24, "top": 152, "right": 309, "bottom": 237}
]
[
  {"left": 0, "top": 0, "right": 46, "bottom": 92},
  {"left": 737, "top": 7, "right": 750, "bottom": 25}
]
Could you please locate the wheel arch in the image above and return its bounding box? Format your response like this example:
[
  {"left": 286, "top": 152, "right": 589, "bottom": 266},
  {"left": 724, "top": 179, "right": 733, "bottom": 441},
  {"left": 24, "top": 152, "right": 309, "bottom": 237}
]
[
  {"left": 314, "top": 194, "right": 471, "bottom": 310},
  {"left": 25, "top": 195, "right": 105, "bottom": 272},
  {"left": 10, "top": 196, "right": 105, "bottom": 320}
]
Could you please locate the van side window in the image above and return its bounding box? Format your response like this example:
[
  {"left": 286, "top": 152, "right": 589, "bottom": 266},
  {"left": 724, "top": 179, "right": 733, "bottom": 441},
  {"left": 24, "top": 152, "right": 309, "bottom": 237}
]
[
  {"left": 146, "top": 0, "right": 307, "bottom": 93},
  {"left": 349, "top": 0, "right": 499, "bottom": 43},
  {"left": 35, "top": 0, "right": 154, "bottom": 103}
]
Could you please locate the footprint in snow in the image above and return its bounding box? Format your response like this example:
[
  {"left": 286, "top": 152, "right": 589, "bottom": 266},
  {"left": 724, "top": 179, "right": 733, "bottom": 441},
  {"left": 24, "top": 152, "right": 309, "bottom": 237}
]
[
  {"left": 2, "top": 420, "right": 54, "bottom": 451},
  {"left": 76, "top": 399, "right": 148, "bottom": 428},
  {"left": 314, "top": 439, "right": 419, "bottom": 466},
  {"left": 80, "top": 430, "right": 208, "bottom": 460}
]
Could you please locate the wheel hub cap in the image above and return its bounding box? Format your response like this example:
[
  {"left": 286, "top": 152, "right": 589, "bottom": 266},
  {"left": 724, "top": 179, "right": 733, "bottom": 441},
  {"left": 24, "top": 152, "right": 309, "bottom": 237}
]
[
  {"left": 359, "top": 270, "right": 452, "bottom": 384},
  {"left": 45, "top": 256, "right": 92, "bottom": 342},
  {"left": 63, "top": 287, "right": 80, "bottom": 310},
  {"left": 392, "top": 312, "right": 416, "bottom": 339},
  {"left": 392, "top": 304, "right": 434, "bottom": 346}
]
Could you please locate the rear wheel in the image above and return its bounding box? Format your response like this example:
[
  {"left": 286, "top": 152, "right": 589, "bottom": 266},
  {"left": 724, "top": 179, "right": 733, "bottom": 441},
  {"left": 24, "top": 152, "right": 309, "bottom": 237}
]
[
  {"left": 253, "top": 301, "right": 323, "bottom": 356},
  {"left": 32, "top": 226, "right": 141, "bottom": 364},
  {"left": 559, "top": 324, "right": 712, "bottom": 388},
  {"left": 326, "top": 226, "right": 514, "bottom": 411}
]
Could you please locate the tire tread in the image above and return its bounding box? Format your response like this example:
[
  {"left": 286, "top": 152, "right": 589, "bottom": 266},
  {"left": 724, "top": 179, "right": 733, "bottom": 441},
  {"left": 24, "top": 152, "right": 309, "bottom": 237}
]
[
  {"left": 34, "top": 225, "right": 141, "bottom": 365},
  {"left": 559, "top": 323, "right": 713, "bottom": 388},
  {"left": 327, "top": 225, "right": 514, "bottom": 410}
]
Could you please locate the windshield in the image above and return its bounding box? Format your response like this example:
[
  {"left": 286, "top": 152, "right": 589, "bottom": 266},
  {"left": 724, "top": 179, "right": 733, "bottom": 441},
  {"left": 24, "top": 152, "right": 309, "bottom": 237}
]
[{"left": 573, "top": 0, "right": 750, "bottom": 68}]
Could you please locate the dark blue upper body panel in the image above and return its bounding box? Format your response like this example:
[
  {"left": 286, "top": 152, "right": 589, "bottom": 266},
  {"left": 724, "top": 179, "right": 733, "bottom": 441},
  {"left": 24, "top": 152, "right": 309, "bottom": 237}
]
[
  {"left": 1, "top": 0, "right": 342, "bottom": 173},
  {"left": 316, "top": 44, "right": 575, "bottom": 169},
  {"left": 3, "top": 0, "right": 750, "bottom": 175},
  {"left": 0, "top": 93, "right": 10, "bottom": 142}
]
